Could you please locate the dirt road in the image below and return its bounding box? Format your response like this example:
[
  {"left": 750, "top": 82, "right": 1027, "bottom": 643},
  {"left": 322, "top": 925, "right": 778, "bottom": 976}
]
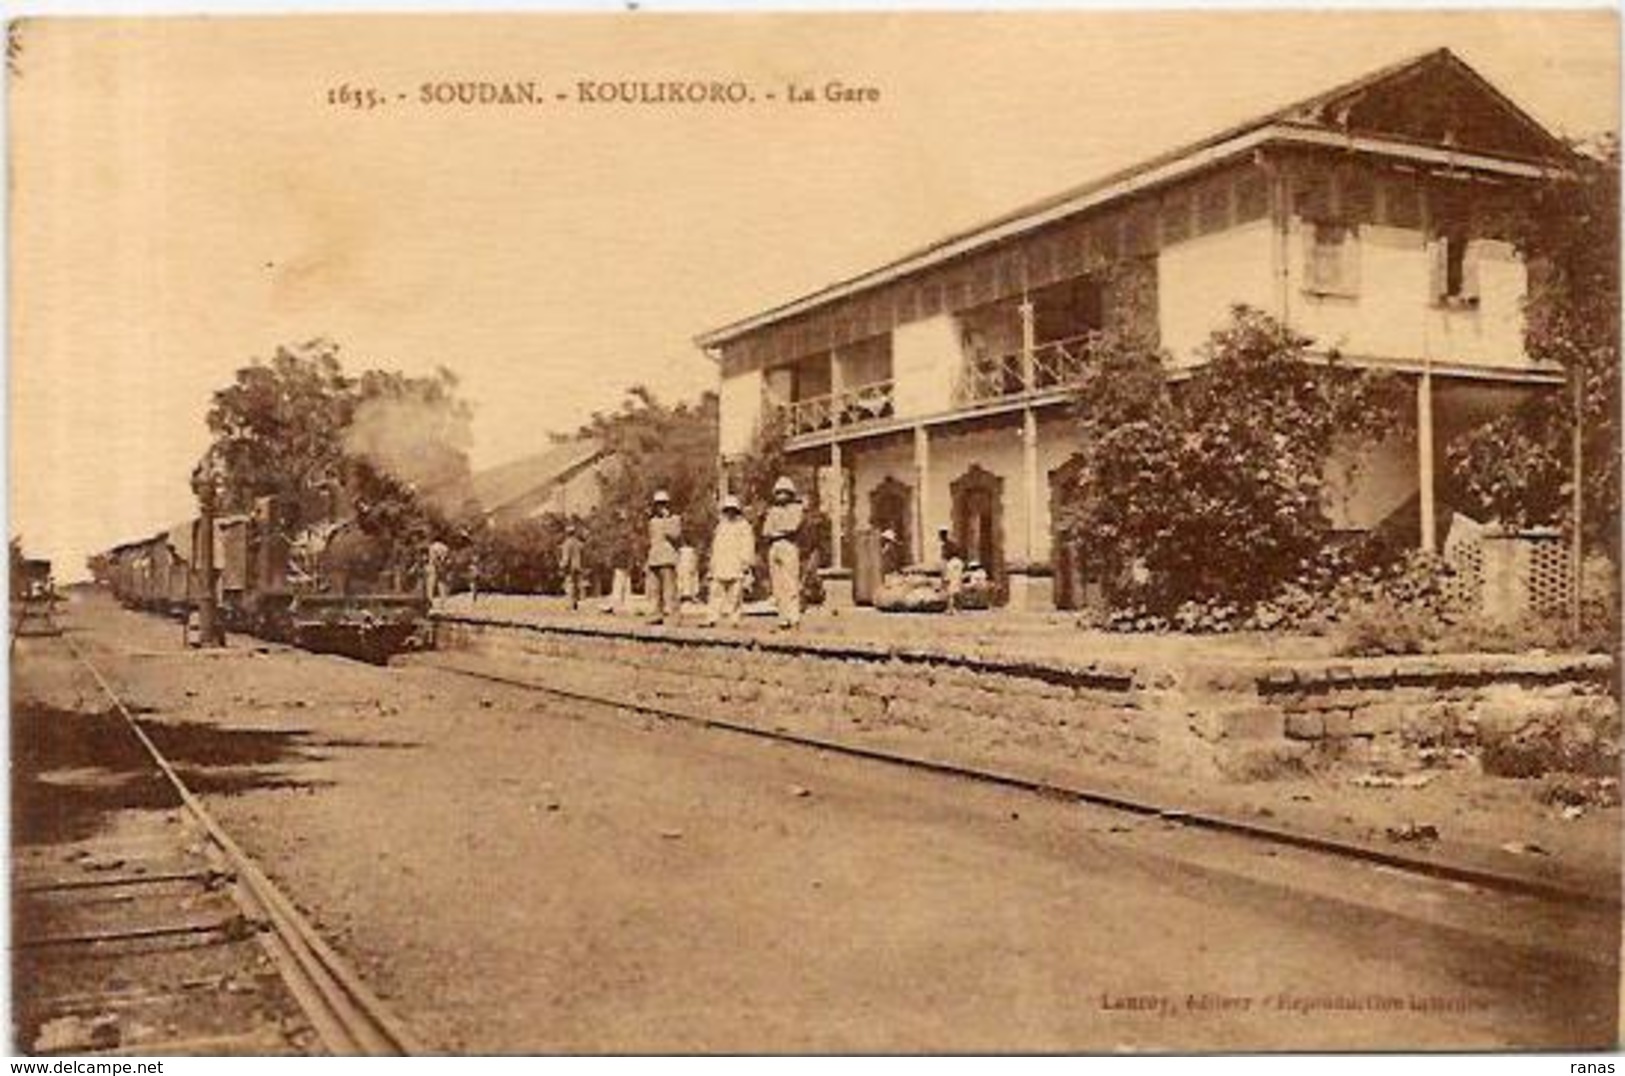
[{"left": 20, "top": 592, "right": 1619, "bottom": 1052}]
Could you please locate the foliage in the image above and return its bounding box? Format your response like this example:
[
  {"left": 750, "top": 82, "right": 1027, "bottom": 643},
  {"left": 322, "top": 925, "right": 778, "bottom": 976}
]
[
  {"left": 1058, "top": 307, "right": 1403, "bottom": 624},
  {"left": 574, "top": 386, "right": 720, "bottom": 580},
  {"left": 1326, "top": 551, "right": 1466, "bottom": 655},
  {"left": 1319, "top": 550, "right": 1616, "bottom": 656},
  {"left": 203, "top": 339, "right": 356, "bottom": 507},
  {"left": 467, "top": 514, "right": 573, "bottom": 595},
  {"left": 199, "top": 338, "right": 475, "bottom": 580},
  {"left": 1447, "top": 137, "right": 1620, "bottom": 549}
]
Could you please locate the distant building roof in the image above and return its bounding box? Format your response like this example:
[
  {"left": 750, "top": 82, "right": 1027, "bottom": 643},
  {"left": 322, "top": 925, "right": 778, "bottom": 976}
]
[{"left": 469, "top": 438, "right": 609, "bottom": 521}]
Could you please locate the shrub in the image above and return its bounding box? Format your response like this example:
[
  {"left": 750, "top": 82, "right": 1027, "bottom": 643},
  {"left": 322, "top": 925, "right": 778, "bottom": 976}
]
[
  {"left": 1480, "top": 699, "right": 1621, "bottom": 779},
  {"left": 1058, "top": 307, "right": 1403, "bottom": 627}
]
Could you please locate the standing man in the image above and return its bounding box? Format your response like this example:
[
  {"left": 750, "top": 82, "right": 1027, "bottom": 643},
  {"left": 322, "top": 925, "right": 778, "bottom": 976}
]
[
  {"left": 763, "top": 476, "right": 805, "bottom": 630},
  {"left": 646, "top": 490, "right": 682, "bottom": 624},
  {"left": 425, "top": 538, "right": 450, "bottom": 600},
  {"left": 558, "top": 521, "right": 585, "bottom": 612},
  {"left": 705, "top": 494, "right": 755, "bottom": 627}
]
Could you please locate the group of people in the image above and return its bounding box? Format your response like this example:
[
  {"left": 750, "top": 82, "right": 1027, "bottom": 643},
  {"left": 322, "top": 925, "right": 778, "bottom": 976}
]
[
  {"left": 434, "top": 474, "right": 982, "bottom": 624},
  {"left": 555, "top": 476, "right": 808, "bottom": 630}
]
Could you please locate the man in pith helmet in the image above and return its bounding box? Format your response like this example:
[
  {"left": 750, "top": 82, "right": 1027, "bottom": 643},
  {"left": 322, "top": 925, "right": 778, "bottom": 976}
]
[
  {"left": 762, "top": 476, "right": 805, "bottom": 630},
  {"left": 646, "top": 489, "right": 682, "bottom": 624},
  {"left": 705, "top": 493, "right": 755, "bottom": 628}
]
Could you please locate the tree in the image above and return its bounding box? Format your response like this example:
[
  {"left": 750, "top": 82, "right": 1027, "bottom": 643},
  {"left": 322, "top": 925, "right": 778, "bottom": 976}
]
[
  {"left": 1059, "top": 307, "right": 1401, "bottom": 625},
  {"left": 201, "top": 339, "right": 475, "bottom": 580},
  {"left": 205, "top": 339, "right": 355, "bottom": 509},
  {"left": 574, "top": 386, "right": 720, "bottom": 582},
  {"left": 1447, "top": 137, "right": 1620, "bottom": 549},
  {"left": 469, "top": 514, "right": 572, "bottom": 594}
]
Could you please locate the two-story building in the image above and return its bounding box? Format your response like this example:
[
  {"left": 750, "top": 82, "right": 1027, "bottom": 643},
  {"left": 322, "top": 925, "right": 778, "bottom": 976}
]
[{"left": 696, "top": 49, "right": 1573, "bottom": 610}]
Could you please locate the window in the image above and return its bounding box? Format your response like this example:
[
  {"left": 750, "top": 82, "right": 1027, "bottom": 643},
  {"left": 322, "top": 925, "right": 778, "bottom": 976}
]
[
  {"left": 1304, "top": 221, "right": 1359, "bottom": 297},
  {"left": 1432, "top": 230, "right": 1480, "bottom": 307}
]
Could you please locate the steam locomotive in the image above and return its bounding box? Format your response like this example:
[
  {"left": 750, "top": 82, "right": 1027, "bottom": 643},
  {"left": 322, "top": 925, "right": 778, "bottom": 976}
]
[{"left": 101, "top": 488, "right": 430, "bottom": 662}]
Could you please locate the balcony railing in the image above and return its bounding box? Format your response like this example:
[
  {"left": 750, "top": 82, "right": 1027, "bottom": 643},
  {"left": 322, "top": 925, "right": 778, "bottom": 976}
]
[
  {"left": 779, "top": 378, "right": 897, "bottom": 437},
  {"left": 956, "top": 333, "right": 1096, "bottom": 405}
]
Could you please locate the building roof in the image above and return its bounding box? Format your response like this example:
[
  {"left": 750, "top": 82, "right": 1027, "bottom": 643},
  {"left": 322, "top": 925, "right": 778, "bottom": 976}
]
[
  {"left": 469, "top": 438, "right": 608, "bottom": 520},
  {"left": 696, "top": 48, "right": 1572, "bottom": 350}
]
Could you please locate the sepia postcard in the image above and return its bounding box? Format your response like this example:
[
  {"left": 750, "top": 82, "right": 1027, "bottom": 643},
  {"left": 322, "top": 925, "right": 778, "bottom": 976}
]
[{"left": 5, "top": 7, "right": 1622, "bottom": 1057}]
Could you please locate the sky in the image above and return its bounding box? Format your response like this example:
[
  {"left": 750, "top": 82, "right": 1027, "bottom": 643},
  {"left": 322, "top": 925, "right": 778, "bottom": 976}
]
[{"left": 7, "top": 9, "right": 1619, "bottom": 577}]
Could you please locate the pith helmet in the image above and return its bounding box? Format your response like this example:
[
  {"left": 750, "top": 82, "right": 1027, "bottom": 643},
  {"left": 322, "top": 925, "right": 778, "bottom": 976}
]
[
  {"left": 772, "top": 476, "right": 797, "bottom": 496},
  {"left": 721, "top": 494, "right": 742, "bottom": 513},
  {"left": 652, "top": 489, "right": 671, "bottom": 504}
]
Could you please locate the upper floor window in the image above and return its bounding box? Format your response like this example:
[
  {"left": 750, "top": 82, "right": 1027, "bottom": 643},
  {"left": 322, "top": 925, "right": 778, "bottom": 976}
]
[
  {"left": 1432, "top": 230, "right": 1481, "bottom": 308},
  {"left": 1304, "top": 220, "right": 1360, "bottom": 298}
]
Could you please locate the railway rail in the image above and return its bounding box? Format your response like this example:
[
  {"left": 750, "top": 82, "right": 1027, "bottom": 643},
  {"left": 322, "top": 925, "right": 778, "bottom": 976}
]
[
  {"left": 46, "top": 635, "right": 425, "bottom": 1057},
  {"left": 415, "top": 652, "right": 1619, "bottom": 911}
]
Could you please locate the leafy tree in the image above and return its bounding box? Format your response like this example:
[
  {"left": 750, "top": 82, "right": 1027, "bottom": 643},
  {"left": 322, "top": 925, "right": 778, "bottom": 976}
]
[
  {"left": 469, "top": 514, "right": 573, "bottom": 594},
  {"left": 205, "top": 339, "right": 355, "bottom": 508},
  {"left": 200, "top": 339, "right": 475, "bottom": 580},
  {"left": 574, "top": 386, "right": 720, "bottom": 583},
  {"left": 1447, "top": 137, "right": 1619, "bottom": 549},
  {"left": 1058, "top": 307, "right": 1401, "bottom": 624}
]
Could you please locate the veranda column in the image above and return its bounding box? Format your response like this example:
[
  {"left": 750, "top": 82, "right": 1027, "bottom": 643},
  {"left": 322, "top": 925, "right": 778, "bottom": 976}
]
[
  {"left": 1016, "top": 299, "right": 1041, "bottom": 608},
  {"left": 913, "top": 425, "right": 930, "bottom": 564},
  {"left": 1019, "top": 298, "right": 1039, "bottom": 564},
  {"left": 1418, "top": 369, "right": 1437, "bottom": 553},
  {"left": 828, "top": 347, "right": 845, "bottom": 571},
  {"left": 830, "top": 441, "right": 845, "bottom": 571}
]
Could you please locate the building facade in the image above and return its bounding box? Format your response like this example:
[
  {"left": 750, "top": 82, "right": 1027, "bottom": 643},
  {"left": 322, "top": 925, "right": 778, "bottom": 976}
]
[{"left": 697, "top": 50, "right": 1572, "bottom": 609}]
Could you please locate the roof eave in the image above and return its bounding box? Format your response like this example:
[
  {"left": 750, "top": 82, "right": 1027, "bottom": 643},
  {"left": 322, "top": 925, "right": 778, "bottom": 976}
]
[{"left": 695, "top": 124, "right": 1564, "bottom": 353}]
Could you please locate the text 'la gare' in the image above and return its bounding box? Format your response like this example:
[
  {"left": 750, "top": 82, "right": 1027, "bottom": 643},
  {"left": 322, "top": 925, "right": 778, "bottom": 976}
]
[{"left": 786, "top": 81, "right": 882, "bottom": 104}]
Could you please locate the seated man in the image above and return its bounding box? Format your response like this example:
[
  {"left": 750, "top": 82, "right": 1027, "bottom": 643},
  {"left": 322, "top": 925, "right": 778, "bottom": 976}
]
[{"left": 937, "top": 526, "right": 965, "bottom": 615}]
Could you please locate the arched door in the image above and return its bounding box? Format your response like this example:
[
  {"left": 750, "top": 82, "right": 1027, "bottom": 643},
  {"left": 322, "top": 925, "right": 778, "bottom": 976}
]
[
  {"left": 950, "top": 464, "right": 1005, "bottom": 600},
  {"left": 869, "top": 476, "right": 912, "bottom": 569},
  {"left": 1048, "top": 454, "right": 1088, "bottom": 610}
]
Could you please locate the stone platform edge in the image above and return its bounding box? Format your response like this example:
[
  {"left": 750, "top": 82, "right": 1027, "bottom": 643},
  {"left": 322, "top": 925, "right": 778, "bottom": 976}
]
[{"left": 430, "top": 610, "right": 1615, "bottom": 695}]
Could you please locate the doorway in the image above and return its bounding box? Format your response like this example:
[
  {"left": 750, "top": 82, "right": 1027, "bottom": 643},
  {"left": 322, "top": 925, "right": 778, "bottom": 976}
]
[{"left": 950, "top": 464, "right": 1005, "bottom": 600}]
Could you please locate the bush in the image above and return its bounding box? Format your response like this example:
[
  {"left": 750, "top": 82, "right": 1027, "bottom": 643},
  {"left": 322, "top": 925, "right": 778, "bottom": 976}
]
[
  {"left": 1058, "top": 307, "right": 1403, "bottom": 627},
  {"left": 1334, "top": 594, "right": 1444, "bottom": 656},
  {"left": 1480, "top": 699, "right": 1621, "bottom": 779}
]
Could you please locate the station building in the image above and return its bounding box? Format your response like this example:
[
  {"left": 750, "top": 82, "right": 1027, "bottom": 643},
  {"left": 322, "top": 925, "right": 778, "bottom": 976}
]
[{"left": 696, "top": 49, "right": 1574, "bottom": 610}]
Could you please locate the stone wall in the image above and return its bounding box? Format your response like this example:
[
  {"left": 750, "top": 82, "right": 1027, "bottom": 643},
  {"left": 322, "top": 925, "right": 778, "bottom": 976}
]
[
  {"left": 432, "top": 615, "right": 1617, "bottom": 786},
  {"left": 1236, "top": 656, "right": 1619, "bottom": 778}
]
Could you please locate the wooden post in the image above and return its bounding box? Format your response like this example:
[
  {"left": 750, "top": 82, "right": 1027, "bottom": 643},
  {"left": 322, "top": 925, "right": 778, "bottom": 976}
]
[
  {"left": 1019, "top": 296, "right": 1036, "bottom": 392},
  {"left": 1418, "top": 370, "right": 1437, "bottom": 553},
  {"left": 195, "top": 496, "right": 222, "bottom": 647},
  {"left": 830, "top": 441, "right": 845, "bottom": 571},
  {"left": 913, "top": 425, "right": 930, "bottom": 564},
  {"left": 828, "top": 347, "right": 845, "bottom": 571},
  {"left": 1022, "top": 408, "right": 1039, "bottom": 565},
  {"left": 1019, "top": 295, "right": 1040, "bottom": 588},
  {"left": 1571, "top": 366, "right": 1584, "bottom": 634}
]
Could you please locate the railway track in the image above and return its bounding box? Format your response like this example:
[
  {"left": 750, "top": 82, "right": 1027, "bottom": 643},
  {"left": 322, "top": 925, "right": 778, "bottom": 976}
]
[
  {"left": 27, "top": 636, "right": 426, "bottom": 1057},
  {"left": 415, "top": 652, "right": 1618, "bottom": 911}
]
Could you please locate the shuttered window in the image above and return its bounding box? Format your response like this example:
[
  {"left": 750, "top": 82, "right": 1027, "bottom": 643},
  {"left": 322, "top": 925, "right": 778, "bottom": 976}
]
[{"left": 1304, "top": 221, "right": 1360, "bottom": 297}]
